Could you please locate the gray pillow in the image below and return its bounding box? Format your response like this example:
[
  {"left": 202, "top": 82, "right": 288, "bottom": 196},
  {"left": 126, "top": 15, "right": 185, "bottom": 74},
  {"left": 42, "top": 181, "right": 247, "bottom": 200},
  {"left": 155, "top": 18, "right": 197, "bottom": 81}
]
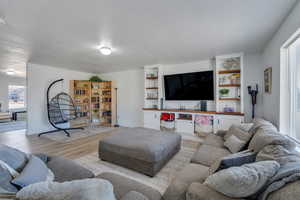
[
  {"left": 256, "top": 145, "right": 300, "bottom": 165},
  {"left": 248, "top": 118, "right": 277, "bottom": 134},
  {"left": 204, "top": 161, "right": 280, "bottom": 198},
  {"left": 248, "top": 128, "right": 296, "bottom": 153},
  {"left": 209, "top": 150, "right": 256, "bottom": 174},
  {"left": 224, "top": 125, "right": 252, "bottom": 142},
  {"left": 0, "top": 166, "right": 18, "bottom": 193},
  {"left": 12, "top": 156, "right": 49, "bottom": 188},
  {"left": 0, "top": 145, "right": 28, "bottom": 172},
  {"left": 224, "top": 135, "right": 246, "bottom": 153}
]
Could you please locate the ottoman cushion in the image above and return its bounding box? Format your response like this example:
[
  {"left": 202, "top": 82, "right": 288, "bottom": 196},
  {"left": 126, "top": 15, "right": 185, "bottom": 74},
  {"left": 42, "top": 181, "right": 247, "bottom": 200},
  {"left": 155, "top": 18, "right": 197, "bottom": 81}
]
[{"left": 99, "top": 128, "right": 181, "bottom": 176}]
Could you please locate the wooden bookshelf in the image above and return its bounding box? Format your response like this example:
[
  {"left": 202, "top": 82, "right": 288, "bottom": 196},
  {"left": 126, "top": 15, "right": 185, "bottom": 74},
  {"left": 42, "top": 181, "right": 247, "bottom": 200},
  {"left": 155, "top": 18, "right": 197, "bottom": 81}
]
[
  {"left": 146, "top": 87, "right": 159, "bottom": 90},
  {"left": 219, "top": 84, "right": 240, "bottom": 87},
  {"left": 146, "top": 77, "right": 158, "bottom": 80},
  {"left": 219, "top": 98, "right": 240, "bottom": 101},
  {"left": 70, "top": 80, "right": 116, "bottom": 127},
  {"left": 218, "top": 69, "right": 240, "bottom": 74}
]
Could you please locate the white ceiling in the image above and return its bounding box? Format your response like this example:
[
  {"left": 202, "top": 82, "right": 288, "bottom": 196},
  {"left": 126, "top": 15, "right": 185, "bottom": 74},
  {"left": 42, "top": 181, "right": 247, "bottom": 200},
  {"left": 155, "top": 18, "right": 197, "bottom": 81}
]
[{"left": 0, "top": 0, "right": 297, "bottom": 77}]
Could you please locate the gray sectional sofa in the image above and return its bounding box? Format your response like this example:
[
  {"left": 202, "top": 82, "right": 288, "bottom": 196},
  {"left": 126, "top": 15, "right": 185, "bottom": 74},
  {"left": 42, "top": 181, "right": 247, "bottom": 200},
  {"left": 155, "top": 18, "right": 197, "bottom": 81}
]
[{"left": 98, "top": 118, "right": 300, "bottom": 200}]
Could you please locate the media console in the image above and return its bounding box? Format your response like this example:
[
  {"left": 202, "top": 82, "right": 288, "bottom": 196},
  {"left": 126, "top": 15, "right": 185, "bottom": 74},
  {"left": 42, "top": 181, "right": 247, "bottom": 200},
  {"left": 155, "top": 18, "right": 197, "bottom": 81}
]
[{"left": 143, "top": 108, "right": 244, "bottom": 136}]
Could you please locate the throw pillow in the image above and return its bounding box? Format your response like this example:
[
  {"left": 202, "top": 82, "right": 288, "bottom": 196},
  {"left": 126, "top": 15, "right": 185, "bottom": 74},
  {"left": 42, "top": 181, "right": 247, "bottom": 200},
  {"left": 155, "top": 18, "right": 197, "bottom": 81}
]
[
  {"left": 256, "top": 144, "right": 300, "bottom": 165},
  {"left": 0, "top": 145, "right": 28, "bottom": 172},
  {"left": 204, "top": 161, "right": 280, "bottom": 198},
  {"left": 224, "top": 125, "right": 252, "bottom": 142},
  {"left": 209, "top": 150, "right": 257, "bottom": 175},
  {"left": 12, "top": 155, "right": 50, "bottom": 188},
  {"left": 248, "top": 118, "right": 277, "bottom": 134},
  {"left": 0, "top": 166, "right": 18, "bottom": 193},
  {"left": 16, "top": 179, "right": 116, "bottom": 200},
  {"left": 224, "top": 135, "right": 246, "bottom": 153}
]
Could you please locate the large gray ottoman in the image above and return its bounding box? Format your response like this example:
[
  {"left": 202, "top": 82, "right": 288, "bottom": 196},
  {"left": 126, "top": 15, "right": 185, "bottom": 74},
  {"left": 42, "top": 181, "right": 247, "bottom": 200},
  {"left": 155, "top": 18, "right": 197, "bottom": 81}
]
[{"left": 99, "top": 128, "right": 181, "bottom": 177}]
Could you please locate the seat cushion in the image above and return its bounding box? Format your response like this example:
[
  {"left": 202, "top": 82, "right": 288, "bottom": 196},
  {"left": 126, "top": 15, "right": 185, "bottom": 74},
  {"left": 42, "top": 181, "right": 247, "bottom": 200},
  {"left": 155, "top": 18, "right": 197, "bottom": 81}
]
[
  {"left": 47, "top": 156, "right": 94, "bottom": 182},
  {"left": 97, "top": 173, "right": 161, "bottom": 200},
  {"left": 0, "top": 166, "right": 18, "bottom": 193},
  {"left": 121, "top": 191, "right": 149, "bottom": 200},
  {"left": 99, "top": 128, "right": 181, "bottom": 162},
  {"left": 191, "top": 144, "right": 231, "bottom": 166},
  {"left": 267, "top": 180, "right": 300, "bottom": 200},
  {"left": 203, "top": 134, "right": 224, "bottom": 148},
  {"left": 163, "top": 163, "right": 209, "bottom": 200},
  {"left": 186, "top": 182, "right": 242, "bottom": 200}
]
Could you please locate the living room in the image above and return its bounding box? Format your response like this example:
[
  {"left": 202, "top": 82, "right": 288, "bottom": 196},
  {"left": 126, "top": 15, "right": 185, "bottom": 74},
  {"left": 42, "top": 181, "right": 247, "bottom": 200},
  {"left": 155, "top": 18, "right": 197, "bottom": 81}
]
[{"left": 0, "top": 0, "right": 300, "bottom": 200}]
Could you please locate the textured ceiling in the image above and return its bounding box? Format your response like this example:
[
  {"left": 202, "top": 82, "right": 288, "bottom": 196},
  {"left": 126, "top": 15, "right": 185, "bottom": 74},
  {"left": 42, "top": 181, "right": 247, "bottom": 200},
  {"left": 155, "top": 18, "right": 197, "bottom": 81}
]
[{"left": 0, "top": 0, "right": 297, "bottom": 77}]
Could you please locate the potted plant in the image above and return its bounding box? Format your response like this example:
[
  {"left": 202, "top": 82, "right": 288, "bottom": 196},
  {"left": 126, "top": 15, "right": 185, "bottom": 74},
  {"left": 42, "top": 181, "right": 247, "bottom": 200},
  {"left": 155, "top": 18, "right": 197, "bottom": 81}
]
[{"left": 219, "top": 88, "right": 230, "bottom": 98}]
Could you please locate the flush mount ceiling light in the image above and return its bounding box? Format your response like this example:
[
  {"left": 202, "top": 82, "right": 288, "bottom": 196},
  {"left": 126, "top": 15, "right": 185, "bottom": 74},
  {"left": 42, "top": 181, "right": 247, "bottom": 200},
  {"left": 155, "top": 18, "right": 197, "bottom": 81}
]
[
  {"left": 6, "top": 70, "right": 15, "bottom": 75},
  {"left": 99, "top": 47, "right": 112, "bottom": 55}
]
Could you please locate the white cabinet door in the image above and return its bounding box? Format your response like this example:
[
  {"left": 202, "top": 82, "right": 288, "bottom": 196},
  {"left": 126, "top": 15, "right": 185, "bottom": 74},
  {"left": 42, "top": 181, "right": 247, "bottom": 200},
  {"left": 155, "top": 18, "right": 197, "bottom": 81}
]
[
  {"left": 214, "top": 115, "right": 244, "bottom": 132},
  {"left": 143, "top": 111, "right": 160, "bottom": 130},
  {"left": 176, "top": 120, "right": 194, "bottom": 135}
]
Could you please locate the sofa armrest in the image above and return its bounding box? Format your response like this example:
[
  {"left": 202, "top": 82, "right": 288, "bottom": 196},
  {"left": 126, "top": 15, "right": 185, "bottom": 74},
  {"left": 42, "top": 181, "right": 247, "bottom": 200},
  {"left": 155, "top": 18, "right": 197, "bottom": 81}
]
[
  {"left": 215, "top": 130, "right": 227, "bottom": 138},
  {"left": 186, "top": 182, "right": 245, "bottom": 200}
]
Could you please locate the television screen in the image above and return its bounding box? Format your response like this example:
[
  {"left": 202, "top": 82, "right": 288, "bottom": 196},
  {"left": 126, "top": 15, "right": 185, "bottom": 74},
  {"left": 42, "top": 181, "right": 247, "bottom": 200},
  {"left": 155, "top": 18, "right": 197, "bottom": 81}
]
[{"left": 164, "top": 71, "right": 214, "bottom": 100}]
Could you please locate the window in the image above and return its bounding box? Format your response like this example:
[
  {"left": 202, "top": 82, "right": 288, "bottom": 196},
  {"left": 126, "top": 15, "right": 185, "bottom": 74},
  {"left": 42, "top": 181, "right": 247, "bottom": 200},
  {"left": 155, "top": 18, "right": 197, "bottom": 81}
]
[{"left": 8, "top": 85, "right": 26, "bottom": 110}]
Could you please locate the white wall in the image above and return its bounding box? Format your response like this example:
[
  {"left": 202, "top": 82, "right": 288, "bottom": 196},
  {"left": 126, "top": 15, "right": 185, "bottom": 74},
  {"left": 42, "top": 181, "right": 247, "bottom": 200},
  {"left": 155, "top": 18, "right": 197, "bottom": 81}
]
[
  {"left": 262, "top": 1, "right": 300, "bottom": 127},
  {"left": 99, "top": 69, "right": 144, "bottom": 128},
  {"left": 27, "top": 63, "right": 94, "bottom": 135},
  {"left": 0, "top": 73, "right": 26, "bottom": 112}
]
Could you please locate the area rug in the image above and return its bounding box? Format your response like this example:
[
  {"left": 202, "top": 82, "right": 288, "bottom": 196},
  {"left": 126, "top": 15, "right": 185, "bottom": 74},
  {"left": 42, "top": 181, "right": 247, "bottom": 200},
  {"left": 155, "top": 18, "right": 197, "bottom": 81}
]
[
  {"left": 74, "top": 140, "right": 199, "bottom": 194},
  {"left": 40, "top": 126, "right": 115, "bottom": 142}
]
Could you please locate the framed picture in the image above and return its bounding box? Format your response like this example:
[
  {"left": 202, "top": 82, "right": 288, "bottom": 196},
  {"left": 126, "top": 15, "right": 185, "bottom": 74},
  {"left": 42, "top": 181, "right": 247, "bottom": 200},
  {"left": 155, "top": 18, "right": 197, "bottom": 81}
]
[{"left": 264, "top": 67, "right": 272, "bottom": 93}]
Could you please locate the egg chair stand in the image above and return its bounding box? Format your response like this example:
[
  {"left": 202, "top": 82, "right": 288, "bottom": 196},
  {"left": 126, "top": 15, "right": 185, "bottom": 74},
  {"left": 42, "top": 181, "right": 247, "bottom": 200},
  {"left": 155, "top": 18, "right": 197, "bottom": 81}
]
[{"left": 38, "top": 79, "right": 84, "bottom": 137}]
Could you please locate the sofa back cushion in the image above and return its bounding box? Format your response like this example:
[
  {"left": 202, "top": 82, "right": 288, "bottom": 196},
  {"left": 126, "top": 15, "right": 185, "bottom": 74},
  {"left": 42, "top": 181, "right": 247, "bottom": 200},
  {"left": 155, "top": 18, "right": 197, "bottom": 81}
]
[
  {"left": 0, "top": 145, "right": 27, "bottom": 172},
  {"left": 256, "top": 145, "right": 300, "bottom": 165},
  {"left": 248, "top": 128, "right": 296, "bottom": 153},
  {"left": 248, "top": 118, "right": 277, "bottom": 134}
]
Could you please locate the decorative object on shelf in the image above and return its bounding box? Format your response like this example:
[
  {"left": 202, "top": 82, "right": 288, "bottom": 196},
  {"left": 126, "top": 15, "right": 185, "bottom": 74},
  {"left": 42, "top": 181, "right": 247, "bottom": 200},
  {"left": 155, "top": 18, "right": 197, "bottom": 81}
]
[
  {"left": 89, "top": 76, "right": 102, "bottom": 82},
  {"left": 160, "top": 113, "right": 175, "bottom": 131},
  {"left": 114, "top": 88, "right": 119, "bottom": 127},
  {"left": 200, "top": 100, "right": 207, "bottom": 111},
  {"left": 222, "top": 57, "right": 240, "bottom": 70},
  {"left": 160, "top": 98, "right": 164, "bottom": 109},
  {"left": 194, "top": 115, "right": 213, "bottom": 137},
  {"left": 39, "top": 79, "right": 83, "bottom": 137},
  {"left": 264, "top": 67, "right": 272, "bottom": 94},
  {"left": 223, "top": 105, "right": 235, "bottom": 113},
  {"left": 248, "top": 84, "right": 259, "bottom": 119},
  {"left": 219, "top": 76, "right": 227, "bottom": 85},
  {"left": 228, "top": 73, "right": 240, "bottom": 84},
  {"left": 219, "top": 88, "right": 230, "bottom": 98}
]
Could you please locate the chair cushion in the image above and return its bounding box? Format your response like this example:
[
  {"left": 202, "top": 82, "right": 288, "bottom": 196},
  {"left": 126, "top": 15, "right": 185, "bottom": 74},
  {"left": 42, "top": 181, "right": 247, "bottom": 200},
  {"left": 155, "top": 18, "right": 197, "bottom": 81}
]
[
  {"left": 12, "top": 156, "right": 49, "bottom": 188},
  {"left": 163, "top": 163, "right": 209, "bottom": 200},
  {"left": 97, "top": 173, "right": 161, "bottom": 200},
  {"left": 121, "top": 191, "right": 149, "bottom": 200},
  {"left": 204, "top": 161, "right": 280, "bottom": 198},
  {"left": 203, "top": 134, "right": 224, "bottom": 148},
  {"left": 0, "top": 145, "right": 27, "bottom": 172},
  {"left": 47, "top": 156, "right": 94, "bottom": 182},
  {"left": 248, "top": 128, "right": 296, "bottom": 153},
  {"left": 191, "top": 144, "right": 231, "bottom": 166}
]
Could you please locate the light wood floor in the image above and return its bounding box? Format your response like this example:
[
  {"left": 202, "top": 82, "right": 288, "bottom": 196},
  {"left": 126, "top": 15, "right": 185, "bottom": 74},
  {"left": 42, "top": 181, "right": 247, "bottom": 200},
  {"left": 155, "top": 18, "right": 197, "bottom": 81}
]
[{"left": 0, "top": 129, "right": 200, "bottom": 160}]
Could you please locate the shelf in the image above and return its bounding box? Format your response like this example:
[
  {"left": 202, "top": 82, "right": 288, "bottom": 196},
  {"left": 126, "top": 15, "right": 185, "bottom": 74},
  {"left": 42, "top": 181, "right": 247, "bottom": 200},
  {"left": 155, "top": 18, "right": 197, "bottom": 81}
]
[
  {"left": 218, "top": 70, "right": 240, "bottom": 74},
  {"left": 146, "top": 87, "right": 159, "bottom": 90},
  {"left": 146, "top": 77, "right": 158, "bottom": 80},
  {"left": 219, "top": 98, "right": 240, "bottom": 101},
  {"left": 143, "top": 108, "right": 245, "bottom": 116},
  {"left": 219, "top": 84, "right": 240, "bottom": 87},
  {"left": 146, "top": 98, "right": 158, "bottom": 100},
  {"left": 216, "top": 112, "right": 244, "bottom": 116}
]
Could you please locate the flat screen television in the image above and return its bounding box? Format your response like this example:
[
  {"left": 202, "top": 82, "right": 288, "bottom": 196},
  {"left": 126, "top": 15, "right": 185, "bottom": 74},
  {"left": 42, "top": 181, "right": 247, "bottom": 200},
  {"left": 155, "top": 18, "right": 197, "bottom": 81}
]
[{"left": 164, "top": 71, "right": 214, "bottom": 101}]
